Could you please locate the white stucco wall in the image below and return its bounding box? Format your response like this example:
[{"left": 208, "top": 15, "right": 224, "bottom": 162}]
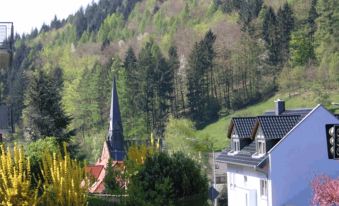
[
  {"left": 269, "top": 105, "right": 339, "bottom": 206},
  {"left": 227, "top": 166, "right": 269, "bottom": 206}
]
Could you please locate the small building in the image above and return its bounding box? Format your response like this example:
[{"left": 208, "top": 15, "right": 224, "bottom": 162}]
[
  {"left": 86, "top": 78, "right": 126, "bottom": 193},
  {"left": 217, "top": 100, "right": 339, "bottom": 206}
]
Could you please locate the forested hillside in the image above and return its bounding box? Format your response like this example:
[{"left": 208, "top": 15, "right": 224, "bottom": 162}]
[{"left": 4, "top": 0, "right": 339, "bottom": 161}]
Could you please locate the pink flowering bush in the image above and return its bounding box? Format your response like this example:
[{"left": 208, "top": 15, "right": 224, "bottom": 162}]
[{"left": 311, "top": 175, "right": 339, "bottom": 206}]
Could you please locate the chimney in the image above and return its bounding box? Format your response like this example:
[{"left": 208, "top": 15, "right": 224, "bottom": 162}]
[{"left": 275, "top": 99, "right": 285, "bottom": 115}]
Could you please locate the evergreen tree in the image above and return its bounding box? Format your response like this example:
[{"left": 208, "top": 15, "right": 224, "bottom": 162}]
[
  {"left": 238, "top": 0, "right": 263, "bottom": 32},
  {"left": 307, "top": 0, "right": 318, "bottom": 37},
  {"left": 187, "top": 30, "right": 219, "bottom": 128},
  {"left": 104, "top": 159, "right": 120, "bottom": 194},
  {"left": 315, "top": 0, "right": 339, "bottom": 50},
  {"left": 124, "top": 47, "right": 139, "bottom": 115},
  {"left": 50, "top": 15, "right": 62, "bottom": 30},
  {"left": 277, "top": 3, "right": 294, "bottom": 63},
  {"left": 73, "top": 7, "right": 88, "bottom": 39},
  {"left": 156, "top": 56, "right": 174, "bottom": 135},
  {"left": 262, "top": 7, "right": 279, "bottom": 66},
  {"left": 168, "top": 46, "right": 180, "bottom": 116},
  {"left": 137, "top": 41, "right": 174, "bottom": 135},
  {"left": 23, "top": 68, "right": 72, "bottom": 143},
  {"left": 138, "top": 41, "right": 157, "bottom": 132}
]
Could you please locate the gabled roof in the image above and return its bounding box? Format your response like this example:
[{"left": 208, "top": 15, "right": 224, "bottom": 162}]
[
  {"left": 254, "top": 115, "right": 302, "bottom": 139},
  {"left": 227, "top": 117, "right": 256, "bottom": 139},
  {"left": 217, "top": 107, "right": 311, "bottom": 169},
  {"left": 86, "top": 165, "right": 104, "bottom": 179},
  {"left": 263, "top": 109, "right": 312, "bottom": 118},
  {"left": 335, "top": 114, "right": 339, "bottom": 120}
]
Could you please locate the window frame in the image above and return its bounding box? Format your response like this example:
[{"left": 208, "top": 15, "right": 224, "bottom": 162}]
[
  {"left": 229, "top": 173, "right": 235, "bottom": 189},
  {"left": 228, "top": 137, "right": 240, "bottom": 155},
  {"left": 232, "top": 138, "right": 240, "bottom": 152},
  {"left": 257, "top": 139, "right": 266, "bottom": 155},
  {"left": 260, "top": 179, "right": 268, "bottom": 197}
]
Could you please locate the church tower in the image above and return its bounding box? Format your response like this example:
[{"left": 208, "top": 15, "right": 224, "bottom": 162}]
[{"left": 107, "top": 77, "right": 125, "bottom": 161}]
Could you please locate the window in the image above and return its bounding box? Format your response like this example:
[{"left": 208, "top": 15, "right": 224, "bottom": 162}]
[
  {"left": 244, "top": 175, "right": 247, "bottom": 183},
  {"left": 232, "top": 138, "right": 240, "bottom": 151},
  {"left": 260, "top": 179, "right": 268, "bottom": 197},
  {"left": 228, "top": 138, "right": 240, "bottom": 155},
  {"left": 229, "top": 173, "right": 235, "bottom": 189},
  {"left": 257, "top": 139, "right": 266, "bottom": 155},
  {"left": 216, "top": 176, "right": 227, "bottom": 184}
]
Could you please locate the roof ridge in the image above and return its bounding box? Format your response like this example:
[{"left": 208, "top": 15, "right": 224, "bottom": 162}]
[
  {"left": 233, "top": 117, "right": 256, "bottom": 119},
  {"left": 257, "top": 114, "right": 301, "bottom": 118}
]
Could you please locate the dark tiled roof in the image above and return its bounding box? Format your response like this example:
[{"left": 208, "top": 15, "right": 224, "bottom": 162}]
[
  {"left": 232, "top": 117, "right": 256, "bottom": 138},
  {"left": 257, "top": 115, "right": 301, "bottom": 139},
  {"left": 335, "top": 114, "right": 339, "bottom": 120},
  {"left": 106, "top": 141, "right": 125, "bottom": 161},
  {"left": 218, "top": 106, "right": 311, "bottom": 168},
  {"left": 218, "top": 115, "right": 304, "bottom": 168},
  {"left": 263, "top": 109, "right": 312, "bottom": 118},
  {"left": 216, "top": 142, "right": 264, "bottom": 167}
]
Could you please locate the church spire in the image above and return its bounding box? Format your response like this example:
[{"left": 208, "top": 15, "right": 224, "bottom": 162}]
[{"left": 107, "top": 77, "right": 125, "bottom": 160}]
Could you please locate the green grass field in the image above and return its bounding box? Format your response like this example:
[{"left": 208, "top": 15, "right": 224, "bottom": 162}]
[{"left": 196, "top": 91, "right": 339, "bottom": 151}]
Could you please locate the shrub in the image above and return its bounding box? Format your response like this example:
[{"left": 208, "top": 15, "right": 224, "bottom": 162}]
[{"left": 0, "top": 144, "right": 39, "bottom": 206}]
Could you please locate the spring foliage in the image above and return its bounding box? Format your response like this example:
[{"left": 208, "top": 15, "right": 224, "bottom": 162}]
[
  {"left": 39, "top": 145, "right": 89, "bottom": 206},
  {"left": 311, "top": 175, "right": 339, "bottom": 206},
  {"left": 0, "top": 143, "right": 89, "bottom": 206},
  {"left": 0, "top": 144, "right": 39, "bottom": 206}
]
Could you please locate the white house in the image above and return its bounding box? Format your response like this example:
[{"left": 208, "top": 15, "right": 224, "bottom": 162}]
[{"left": 216, "top": 100, "right": 339, "bottom": 206}]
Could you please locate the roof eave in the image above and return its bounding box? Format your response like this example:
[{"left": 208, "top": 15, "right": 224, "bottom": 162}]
[{"left": 216, "top": 159, "right": 257, "bottom": 169}]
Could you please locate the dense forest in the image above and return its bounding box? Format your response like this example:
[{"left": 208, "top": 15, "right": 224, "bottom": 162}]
[{"left": 2, "top": 0, "right": 338, "bottom": 161}]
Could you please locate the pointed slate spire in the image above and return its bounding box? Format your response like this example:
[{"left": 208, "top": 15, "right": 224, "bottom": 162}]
[{"left": 107, "top": 77, "right": 125, "bottom": 161}]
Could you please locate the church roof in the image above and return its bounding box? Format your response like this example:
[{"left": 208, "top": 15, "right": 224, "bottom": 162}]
[
  {"left": 106, "top": 140, "right": 125, "bottom": 161},
  {"left": 107, "top": 77, "right": 125, "bottom": 161},
  {"left": 85, "top": 165, "right": 104, "bottom": 179},
  {"left": 109, "top": 77, "right": 123, "bottom": 136}
]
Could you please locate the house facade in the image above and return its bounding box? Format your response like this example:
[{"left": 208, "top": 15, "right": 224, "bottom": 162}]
[{"left": 217, "top": 100, "right": 339, "bottom": 206}]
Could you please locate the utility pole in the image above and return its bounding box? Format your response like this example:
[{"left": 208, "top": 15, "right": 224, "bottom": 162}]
[{"left": 212, "top": 148, "right": 217, "bottom": 206}]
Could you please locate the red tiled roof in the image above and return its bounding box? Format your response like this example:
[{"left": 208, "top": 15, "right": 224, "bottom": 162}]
[
  {"left": 85, "top": 165, "right": 104, "bottom": 179},
  {"left": 93, "top": 181, "right": 105, "bottom": 193}
]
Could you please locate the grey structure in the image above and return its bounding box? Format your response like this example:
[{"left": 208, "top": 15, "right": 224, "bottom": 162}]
[
  {"left": 107, "top": 77, "right": 125, "bottom": 161},
  {"left": 217, "top": 101, "right": 311, "bottom": 169}
]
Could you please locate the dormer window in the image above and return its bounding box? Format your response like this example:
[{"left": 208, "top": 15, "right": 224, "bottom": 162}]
[
  {"left": 257, "top": 139, "right": 266, "bottom": 155},
  {"left": 232, "top": 138, "right": 240, "bottom": 151},
  {"left": 251, "top": 138, "right": 266, "bottom": 158},
  {"left": 231, "top": 128, "right": 239, "bottom": 138},
  {"left": 228, "top": 138, "right": 240, "bottom": 155},
  {"left": 252, "top": 126, "right": 266, "bottom": 158}
]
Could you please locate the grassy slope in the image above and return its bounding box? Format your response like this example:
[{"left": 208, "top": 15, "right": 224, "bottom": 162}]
[{"left": 197, "top": 91, "right": 339, "bottom": 151}]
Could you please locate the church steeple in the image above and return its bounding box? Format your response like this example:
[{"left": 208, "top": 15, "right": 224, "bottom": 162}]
[{"left": 107, "top": 77, "right": 125, "bottom": 161}]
